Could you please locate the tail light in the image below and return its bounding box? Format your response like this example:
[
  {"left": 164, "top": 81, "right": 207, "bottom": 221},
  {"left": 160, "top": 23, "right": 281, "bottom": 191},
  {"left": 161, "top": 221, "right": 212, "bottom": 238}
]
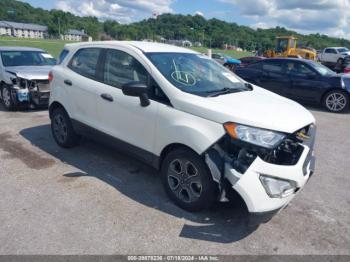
[
  {"left": 344, "top": 67, "right": 350, "bottom": 74},
  {"left": 48, "top": 71, "right": 53, "bottom": 82}
]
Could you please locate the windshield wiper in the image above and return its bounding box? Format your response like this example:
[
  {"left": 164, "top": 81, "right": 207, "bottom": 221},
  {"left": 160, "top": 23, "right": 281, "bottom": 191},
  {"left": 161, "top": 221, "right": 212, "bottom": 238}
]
[{"left": 206, "top": 86, "right": 250, "bottom": 97}]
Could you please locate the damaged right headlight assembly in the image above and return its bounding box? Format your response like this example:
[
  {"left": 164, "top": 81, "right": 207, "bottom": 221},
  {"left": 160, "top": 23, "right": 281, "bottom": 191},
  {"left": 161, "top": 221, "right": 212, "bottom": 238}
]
[
  {"left": 224, "top": 122, "right": 297, "bottom": 198},
  {"left": 223, "top": 122, "right": 285, "bottom": 149}
]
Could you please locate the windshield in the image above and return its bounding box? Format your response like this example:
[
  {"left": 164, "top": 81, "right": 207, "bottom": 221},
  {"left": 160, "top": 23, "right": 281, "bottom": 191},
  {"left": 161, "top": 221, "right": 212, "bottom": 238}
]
[
  {"left": 337, "top": 48, "right": 349, "bottom": 53},
  {"left": 146, "top": 52, "right": 248, "bottom": 96},
  {"left": 308, "top": 61, "right": 336, "bottom": 76},
  {"left": 0, "top": 51, "right": 56, "bottom": 67},
  {"left": 276, "top": 39, "right": 288, "bottom": 52}
]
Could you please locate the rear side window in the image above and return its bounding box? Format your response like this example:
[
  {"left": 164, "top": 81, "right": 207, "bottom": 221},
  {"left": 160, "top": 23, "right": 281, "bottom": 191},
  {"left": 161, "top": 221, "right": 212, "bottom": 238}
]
[
  {"left": 103, "top": 49, "right": 148, "bottom": 88},
  {"left": 68, "top": 48, "right": 101, "bottom": 79},
  {"left": 57, "top": 49, "right": 69, "bottom": 64},
  {"left": 262, "top": 61, "right": 284, "bottom": 73}
]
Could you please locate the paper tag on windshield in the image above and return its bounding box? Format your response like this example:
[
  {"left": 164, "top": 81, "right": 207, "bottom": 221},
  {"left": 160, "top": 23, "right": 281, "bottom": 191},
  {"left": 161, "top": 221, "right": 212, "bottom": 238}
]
[
  {"left": 41, "top": 53, "right": 53, "bottom": 59},
  {"left": 222, "top": 72, "right": 240, "bottom": 83}
]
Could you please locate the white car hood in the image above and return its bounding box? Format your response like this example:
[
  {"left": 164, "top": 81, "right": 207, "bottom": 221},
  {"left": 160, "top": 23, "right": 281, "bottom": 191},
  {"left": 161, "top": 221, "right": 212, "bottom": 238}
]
[{"left": 173, "top": 86, "right": 315, "bottom": 134}]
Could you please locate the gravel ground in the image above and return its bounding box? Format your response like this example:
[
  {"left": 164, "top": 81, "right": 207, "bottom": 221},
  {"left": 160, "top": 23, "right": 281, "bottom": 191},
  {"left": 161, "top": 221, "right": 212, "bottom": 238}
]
[{"left": 0, "top": 103, "right": 349, "bottom": 255}]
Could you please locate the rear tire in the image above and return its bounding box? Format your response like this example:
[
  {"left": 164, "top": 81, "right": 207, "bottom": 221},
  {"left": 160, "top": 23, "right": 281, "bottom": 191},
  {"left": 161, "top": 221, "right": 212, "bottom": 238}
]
[
  {"left": 1, "top": 85, "right": 16, "bottom": 111},
  {"left": 161, "top": 148, "right": 217, "bottom": 212},
  {"left": 51, "top": 107, "right": 80, "bottom": 148},
  {"left": 322, "top": 90, "right": 349, "bottom": 113}
]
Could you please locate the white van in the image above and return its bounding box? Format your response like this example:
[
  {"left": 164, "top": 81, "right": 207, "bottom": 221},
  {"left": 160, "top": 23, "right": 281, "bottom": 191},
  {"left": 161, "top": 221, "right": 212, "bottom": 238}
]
[{"left": 49, "top": 41, "right": 316, "bottom": 225}]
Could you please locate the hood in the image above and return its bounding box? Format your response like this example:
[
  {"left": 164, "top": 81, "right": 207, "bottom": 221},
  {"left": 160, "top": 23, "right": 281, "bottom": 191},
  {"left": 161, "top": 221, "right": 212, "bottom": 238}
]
[
  {"left": 173, "top": 86, "right": 315, "bottom": 134},
  {"left": 5, "top": 65, "right": 53, "bottom": 80},
  {"left": 341, "top": 52, "right": 350, "bottom": 56}
]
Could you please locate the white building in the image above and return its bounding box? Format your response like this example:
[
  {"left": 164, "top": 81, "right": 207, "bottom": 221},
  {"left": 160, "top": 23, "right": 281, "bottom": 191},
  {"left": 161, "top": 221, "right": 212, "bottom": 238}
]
[
  {"left": 0, "top": 21, "right": 47, "bottom": 39},
  {"left": 62, "top": 29, "right": 88, "bottom": 41}
]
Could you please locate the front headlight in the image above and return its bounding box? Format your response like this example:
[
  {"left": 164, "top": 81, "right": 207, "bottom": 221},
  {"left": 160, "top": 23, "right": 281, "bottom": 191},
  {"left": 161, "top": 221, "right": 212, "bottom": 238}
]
[
  {"left": 224, "top": 122, "right": 285, "bottom": 149},
  {"left": 260, "top": 175, "right": 297, "bottom": 198}
]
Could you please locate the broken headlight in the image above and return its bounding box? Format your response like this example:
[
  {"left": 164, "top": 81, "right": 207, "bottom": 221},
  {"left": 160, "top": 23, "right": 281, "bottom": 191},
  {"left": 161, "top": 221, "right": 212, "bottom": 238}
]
[
  {"left": 12, "top": 77, "right": 28, "bottom": 89},
  {"left": 224, "top": 122, "right": 285, "bottom": 149}
]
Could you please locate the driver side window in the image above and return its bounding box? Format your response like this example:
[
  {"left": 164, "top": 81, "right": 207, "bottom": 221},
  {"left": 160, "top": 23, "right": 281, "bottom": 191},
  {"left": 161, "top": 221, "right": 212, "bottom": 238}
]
[
  {"left": 103, "top": 49, "right": 170, "bottom": 104},
  {"left": 286, "top": 62, "right": 316, "bottom": 78},
  {"left": 103, "top": 49, "right": 148, "bottom": 88}
]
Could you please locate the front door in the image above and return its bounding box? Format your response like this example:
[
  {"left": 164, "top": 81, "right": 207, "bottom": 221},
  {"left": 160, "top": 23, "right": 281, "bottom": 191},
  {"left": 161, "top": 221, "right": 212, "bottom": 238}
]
[
  {"left": 285, "top": 61, "right": 323, "bottom": 102},
  {"left": 96, "top": 48, "right": 159, "bottom": 158}
]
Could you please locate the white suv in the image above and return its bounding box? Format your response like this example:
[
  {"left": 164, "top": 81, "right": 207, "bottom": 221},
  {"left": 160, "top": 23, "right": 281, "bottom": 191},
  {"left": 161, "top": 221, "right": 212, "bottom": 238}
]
[{"left": 49, "top": 41, "right": 316, "bottom": 225}]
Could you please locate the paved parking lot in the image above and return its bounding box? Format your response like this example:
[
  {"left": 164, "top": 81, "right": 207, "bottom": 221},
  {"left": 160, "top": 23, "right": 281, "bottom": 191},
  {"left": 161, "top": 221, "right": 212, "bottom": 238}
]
[{"left": 0, "top": 103, "right": 349, "bottom": 255}]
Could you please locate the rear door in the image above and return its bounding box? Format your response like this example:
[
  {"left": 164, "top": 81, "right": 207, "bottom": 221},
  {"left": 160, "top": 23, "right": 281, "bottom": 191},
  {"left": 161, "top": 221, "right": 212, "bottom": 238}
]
[
  {"left": 235, "top": 61, "right": 263, "bottom": 84},
  {"left": 258, "top": 60, "right": 291, "bottom": 96},
  {"left": 64, "top": 48, "right": 103, "bottom": 128}
]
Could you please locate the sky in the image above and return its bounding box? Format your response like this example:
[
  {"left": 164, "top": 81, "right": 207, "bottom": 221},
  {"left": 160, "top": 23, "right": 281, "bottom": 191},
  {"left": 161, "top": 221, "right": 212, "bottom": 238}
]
[{"left": 20, "top": 0, "right": 350, "bottom": 39}]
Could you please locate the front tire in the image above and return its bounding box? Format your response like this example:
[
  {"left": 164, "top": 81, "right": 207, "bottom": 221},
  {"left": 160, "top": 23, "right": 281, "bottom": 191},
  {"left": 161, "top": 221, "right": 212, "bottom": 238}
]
[
  {"left": 51, "top": 107, "right": 80, "bottom": 148},
  {"left": 161, "top": 148, "right": 217, "bottom": 212},
  {"left": 322, "top": 90, "right": 349, "bottom": 113},
  {"left": 1, "top": 86, "right": 16, "bottom": 111}
]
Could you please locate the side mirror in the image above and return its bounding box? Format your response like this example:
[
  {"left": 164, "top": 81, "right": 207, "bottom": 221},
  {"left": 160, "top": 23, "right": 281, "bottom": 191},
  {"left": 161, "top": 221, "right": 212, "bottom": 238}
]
[{"left": 122, "top": 81, "right": 150, "bottom": 107}]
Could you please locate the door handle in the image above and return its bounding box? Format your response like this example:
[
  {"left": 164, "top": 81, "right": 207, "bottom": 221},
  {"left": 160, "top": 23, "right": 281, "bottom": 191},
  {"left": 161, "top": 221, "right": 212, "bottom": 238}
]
[
  {"left": 64, "top": 79, "right": 72, "bottom": 86},
  {"left": 100, "top": 93, "right": 113, "bottom": 102}
]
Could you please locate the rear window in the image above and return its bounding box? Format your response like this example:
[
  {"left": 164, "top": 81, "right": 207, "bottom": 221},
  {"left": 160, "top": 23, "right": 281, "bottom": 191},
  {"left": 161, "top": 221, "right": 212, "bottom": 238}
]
[
  {"left": 68, "top": 48, "right": 101, "bottom": 79},
  {"left": 58, "top": 49, "right": 69, "bottom": 64}
]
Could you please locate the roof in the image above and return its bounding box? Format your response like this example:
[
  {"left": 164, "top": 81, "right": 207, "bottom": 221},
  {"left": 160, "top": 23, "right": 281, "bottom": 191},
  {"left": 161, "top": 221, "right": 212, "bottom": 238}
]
[
  {"left": 65, "top": 41, "right": 198, "bottom": 54},
  {"left": 325, "top": 47, "right": 347, "bottom": 49},
  {"left": 261, "top": 57, "right": 315, "bottom": 63},
  {"left": 128, "top": 41, "right": 197, "bottom": 53},
  {"left": 0, "top": 21, "right": 47, "bottom": 31},
  {"left": 67, "top": 29, "right": 86, "bottom": 36},
  {"left": 239, "top": 56, "right": 265, "bottom": 59},
  {"left": 0, "top": 46, "right": 45, "bottom": 52}
]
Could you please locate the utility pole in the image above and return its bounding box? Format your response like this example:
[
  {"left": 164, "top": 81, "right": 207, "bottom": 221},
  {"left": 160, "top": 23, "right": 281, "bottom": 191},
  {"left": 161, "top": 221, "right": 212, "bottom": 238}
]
[
  {"left": 58, "top": 17, "right": 61, "bottom": 37},
  {"left": 202, "top": 31, "right": 205, "bottom": 47}
]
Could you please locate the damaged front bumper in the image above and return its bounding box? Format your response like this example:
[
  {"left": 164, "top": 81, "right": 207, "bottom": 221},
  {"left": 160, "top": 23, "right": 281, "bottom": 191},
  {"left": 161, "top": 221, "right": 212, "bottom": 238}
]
[
  {"left": 205, "top": 124, "right": 316, "bottom": 225},
  {"left": 11, "top": 79, "right": 50, "bottom": 107}
]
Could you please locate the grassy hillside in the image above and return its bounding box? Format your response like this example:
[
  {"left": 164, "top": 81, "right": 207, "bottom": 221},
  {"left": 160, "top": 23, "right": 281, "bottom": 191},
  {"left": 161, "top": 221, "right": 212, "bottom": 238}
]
[
  {"left": 0, "top": 37, "right": 74, "bottom": 57},
  {"left": 0, "top": 37, "right": 253, "bottom": 59}
]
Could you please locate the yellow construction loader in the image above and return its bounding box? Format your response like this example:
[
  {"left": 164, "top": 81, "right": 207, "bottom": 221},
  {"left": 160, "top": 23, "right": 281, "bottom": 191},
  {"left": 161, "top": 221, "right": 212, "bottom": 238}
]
[{"left": 264, "top": 36, "right": 317, "bottom": 60}]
